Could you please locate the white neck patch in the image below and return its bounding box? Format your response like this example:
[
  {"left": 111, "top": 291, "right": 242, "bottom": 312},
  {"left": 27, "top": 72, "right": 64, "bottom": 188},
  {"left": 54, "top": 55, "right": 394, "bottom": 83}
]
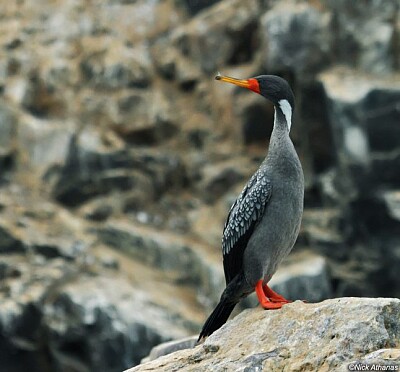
[{"left": 278, "top": 99, "right": 292, "bottom": 131}]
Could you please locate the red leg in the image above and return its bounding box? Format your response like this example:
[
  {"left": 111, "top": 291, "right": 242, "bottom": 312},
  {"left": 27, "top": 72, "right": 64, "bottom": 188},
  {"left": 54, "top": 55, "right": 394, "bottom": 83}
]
[
  {"left": 262, "top": 284, "right": 291, "bottom": 304},
  {"left": 255, "top": 280, "right": 283, "bottom": 309}
]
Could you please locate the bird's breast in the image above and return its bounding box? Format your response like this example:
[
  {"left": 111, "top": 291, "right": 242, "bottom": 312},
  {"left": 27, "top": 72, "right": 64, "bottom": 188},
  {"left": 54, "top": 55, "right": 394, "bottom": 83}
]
[{"left": 243, "top": 153, "right": 304, "bottom": 286}]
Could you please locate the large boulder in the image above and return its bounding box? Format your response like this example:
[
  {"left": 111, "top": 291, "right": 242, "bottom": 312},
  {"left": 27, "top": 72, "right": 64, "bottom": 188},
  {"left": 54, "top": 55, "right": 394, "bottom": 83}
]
[
  {"left": 79, "top": 41, "right": 152, "bottom": 89},
  {"left": 127, "top": 297, "right": 400, "bottom": 371},
  {"left": 95, "top": 221, "right": 224, "bottom": 305},
  {"left": 102, "top": 0, "right": 183, "bottom": 42},
  {"left": 0, "top": 253, "right": 194, "bottom": 372},
  {"left": 51, "top": 136, "right": 186, "bottom": 207},
  {"left": 315, "top": 67, "right": 400, "bottom": 297},
  {"left": 171, "top": 0, "right": 260, "bottom": 73},
  {"left": 268, "top": 250, "right": 332, "bottom": 303},
  {"left": 323, "top": 0, "right": 398, "bottom": 73},
  {"left": 109, "top": 89, "right": 178, "bottom": 144},
  {"left": 44, "top": 276, "right": 192, "bottom": 371},
  {"left": 260, "top": 2, "right": 332, "bottom": 74},
  {"left": 17, "top": 116, "right": 73, "bottom": 172},
  {"left": 319, "top": 67, "right": 400, "bottom": 191},
  {"left": 0, "top": 256, "right": 79, "bottom": 372}
]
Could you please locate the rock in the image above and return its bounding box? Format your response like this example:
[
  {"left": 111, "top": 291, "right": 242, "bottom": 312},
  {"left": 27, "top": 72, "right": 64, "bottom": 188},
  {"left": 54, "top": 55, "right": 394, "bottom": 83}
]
[
  {"left": 98, "top": 255, "right": 120, "bottom": 270},
  {"left": 83, "top": 201, "right": 114, "bottom": 222},
  {"left": 172, "top": 0, "right": 260, "bottom": 73},
  {"left": 239, "top": 250, "right": 333, "bottom": 310},
  {"left": 111, "top": 89, "right": 178, "bottom": 144},
  {"left": 102, "top": 0, "right": 182, "bottom": 42},
  {"left": 0, "top": 256, "right": 79, "bottom": 372},
  {"left": 0, "top": 251, "right": 194, "bottom": 372},
  {"left": 0, "top": 185, "right": 207, "bottom": 372},
  {"left": 319, "top": 67, "right": 400, "bottom": 190},
  {"left": 127, "top": 298, "right": 400, "bottom": 371},
  {"left": 342, "top": 196, "right": 400, "bottom": 298},
  {"left": 0, "top": 100, "right": 17, "bottom": 175},
  {"left": 301, "top": 208, "right": 345, "bottom": 256},
  {"left": 174, "top": 56, "right": 202, "bottom": 91},
  {"left": 260, "top": 2, "right": 332, "bottom": 74},
  {"left": 269, "top": 251, "right": 332, "bottom": 303},
  {"left": 346, "top": 349, "right": 400, "bottom": 372},
  {"left": 143, "top": 336, "right": 198, "bottom": 363},
  {"left": 182, "top": 0, "right": 222, "bottom": 16},
  {"left": 151, "top": 44, "right": 177, "bottom": 80},
  {"left": 94, "top": 219, "right": 225, "bottom": 307},
  {"left": 198, "top": 162, "right": 245, "bottom": 203},
  {"left": 0, "top": 150, "right": 14, "bottom": 180},
  {"left": 2, "top": 0, "right": 400, "bottom": 371},
  {"left": 151, "top": 41, "right": 202, "bottom": 90},
  {"left": 381, "top": 190, "right": 400, "bottom": 222},
  {"left": 95, "top": 221, "right": 221, "bottom": 285},
  {"left": 0, "top": 223, "right": 25, "bottom": 254},
  {"left": 236, "top": 94, "right": 274, "bottom": 146},
  {"left": 32, "top": 239, "right": 87, "bottom": 261},
  {"left": 19, "top": 70, "right": 66, "bottom": 118},
  {"left": 298, "top": 81, "right": 335, "bottom": 173},
  {"left": 80, "top": 42, "right": 152, "bottom": 89},
  {"left": 372, "top": 152, "right": 400, "bottom": 189},
  {"left": 17, "top": 116, "right": 73, "bottom": 172},
  {"left": 96, "top": 222, "right": 196, "bottom": 272},
  {"left": 323, "top": 0, "right": 398, "bottom": 73},
  {"left": 0, "top": 259, "right": 21, "bottom": 280},
  {"left": 51, "top": 136, "right": 186, "bottom": 207},
  {"left": 44, "top": 276, "right": 192, "bottom": 371},
  {"left": 0, "top": 100, "right": 16, "bottom": 151}
]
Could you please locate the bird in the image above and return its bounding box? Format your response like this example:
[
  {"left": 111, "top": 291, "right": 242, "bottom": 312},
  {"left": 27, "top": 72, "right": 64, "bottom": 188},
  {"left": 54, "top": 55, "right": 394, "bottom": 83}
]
[{"left": 197, "top": 73, "right": 304, "bottom": 343}]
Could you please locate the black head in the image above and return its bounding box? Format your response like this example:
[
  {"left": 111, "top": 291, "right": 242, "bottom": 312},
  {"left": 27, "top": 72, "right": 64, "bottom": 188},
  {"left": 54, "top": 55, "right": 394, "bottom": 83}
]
[
  {"left": 254, "top": 75, "right": 295, "bottom": 112},
  {"left": 215, "top": 73, "right": 295, "bottom": 112}
]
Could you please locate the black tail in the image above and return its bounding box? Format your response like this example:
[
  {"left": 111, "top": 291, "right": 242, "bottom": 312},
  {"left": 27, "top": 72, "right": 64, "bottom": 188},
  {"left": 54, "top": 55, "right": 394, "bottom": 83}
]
[{"left": 197, "top": 298, "right": 237, "bottom": 343}]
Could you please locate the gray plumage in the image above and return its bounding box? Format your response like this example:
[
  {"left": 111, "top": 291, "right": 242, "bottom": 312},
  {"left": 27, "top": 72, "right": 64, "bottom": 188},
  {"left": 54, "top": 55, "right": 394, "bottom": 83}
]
[
  {"left": 222, "top": 107, "right": 303, "bottom": 288},
  {"left": 198, "top": 74, "right": 304, "bottom": 342}
]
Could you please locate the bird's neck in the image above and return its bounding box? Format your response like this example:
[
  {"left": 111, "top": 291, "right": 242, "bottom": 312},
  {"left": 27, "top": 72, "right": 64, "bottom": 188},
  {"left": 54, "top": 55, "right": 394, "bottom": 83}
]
[
  {"left": 274, "top": 99, "right": 292, "bottom": 132},
  {"left": 271, "top": 105, "right": 291, "bottom": 138},
  {"left": 266, "top": 104, "right": 294, "bottom": 160}
]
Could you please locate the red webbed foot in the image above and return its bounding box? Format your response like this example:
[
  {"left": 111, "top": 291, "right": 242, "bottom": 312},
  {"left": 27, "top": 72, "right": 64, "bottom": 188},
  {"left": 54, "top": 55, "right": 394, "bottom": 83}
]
[
  {"left": 262, "top": 284, "right": 292, "bottom": 304},
  {"left": 255, "top": 280, "right": 288, "bottom": 309}
]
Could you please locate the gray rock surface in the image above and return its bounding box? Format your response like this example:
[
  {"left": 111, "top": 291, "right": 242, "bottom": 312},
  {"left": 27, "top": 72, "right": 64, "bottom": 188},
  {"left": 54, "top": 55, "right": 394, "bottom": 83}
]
[
  {"left": 268, "top": 250, "right": 332, "bottom": 303},
  {"left": 320, "top": 67, "right": 400, "bottom": 181},
  {"left": 44, "top": 276, "right": 191, "bottom": 371},
  {"left": 95, "top": 221, "right": 225, "bottom": 305},
  {"left": 142, "top": 336, "right": 198, "bottom": 363},
  {"left": 172, "top": 0, "right": 260, "bottom": 73},
  {"left": 261, "top": 2, "right": 332, "bottom": 73},
  {"left": 127, "top": 298, "right": 400, "bottom": 371},
  {"left": 324, "top": 0, "right": 399, "bottom": 73},
  {"left": 51, "top": 137, "right": 186, "bottom": 207},
  {"left": 0, "top": 189, "right": 202, "bottom": 372},
  {"left": 318, "top": 67, "right": 400, "bottom": 296}
]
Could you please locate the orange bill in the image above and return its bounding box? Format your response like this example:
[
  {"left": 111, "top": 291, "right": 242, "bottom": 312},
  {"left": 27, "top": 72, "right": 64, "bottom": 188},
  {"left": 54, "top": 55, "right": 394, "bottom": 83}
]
[{"left": 215, "top": 73, "right": 260, "bottom": 94}]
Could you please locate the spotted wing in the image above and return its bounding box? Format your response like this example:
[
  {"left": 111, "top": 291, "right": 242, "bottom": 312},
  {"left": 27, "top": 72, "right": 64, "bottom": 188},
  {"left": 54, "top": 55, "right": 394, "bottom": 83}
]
[{"left": 222, "top": 173, "right": 272, "bottom": 284}]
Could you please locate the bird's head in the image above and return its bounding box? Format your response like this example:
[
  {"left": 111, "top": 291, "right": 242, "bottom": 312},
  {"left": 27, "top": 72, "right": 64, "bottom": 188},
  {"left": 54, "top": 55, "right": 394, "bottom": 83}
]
[{"left": 215, "top": 73, "right": 295, "bottom": 126}]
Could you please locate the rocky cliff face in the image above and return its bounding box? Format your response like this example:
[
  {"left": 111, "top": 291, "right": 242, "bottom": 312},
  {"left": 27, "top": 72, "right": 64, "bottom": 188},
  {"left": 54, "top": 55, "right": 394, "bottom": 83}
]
[
  {"left": 127, "top": 298, "right": 400, "bottom": 371},
  {"left": 0, "top": 0, "right": 399, "bottom": 371}
]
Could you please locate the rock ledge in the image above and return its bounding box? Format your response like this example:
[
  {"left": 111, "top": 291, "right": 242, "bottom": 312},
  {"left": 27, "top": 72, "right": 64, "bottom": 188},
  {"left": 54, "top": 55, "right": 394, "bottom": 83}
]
[{"left": 127, "top": 297, "right": 400, "bottom": 371}]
